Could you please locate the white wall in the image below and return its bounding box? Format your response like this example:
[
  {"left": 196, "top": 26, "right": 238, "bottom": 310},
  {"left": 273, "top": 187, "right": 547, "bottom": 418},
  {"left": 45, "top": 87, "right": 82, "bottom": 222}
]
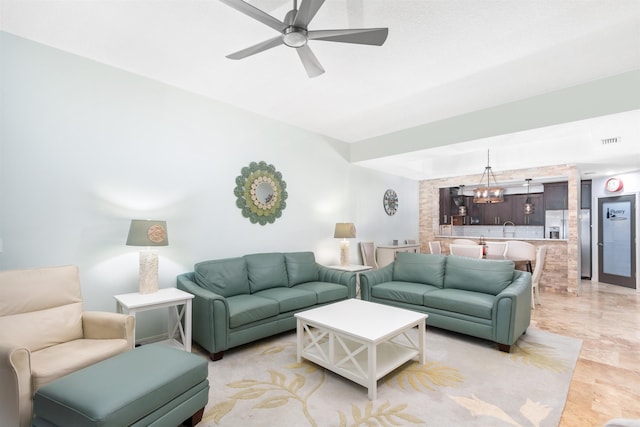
[{"left": 0, "top": 32, "right": 419, "bottom": 338}]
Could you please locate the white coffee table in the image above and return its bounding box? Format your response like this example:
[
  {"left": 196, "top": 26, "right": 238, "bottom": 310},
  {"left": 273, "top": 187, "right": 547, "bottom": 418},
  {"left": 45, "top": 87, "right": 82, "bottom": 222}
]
[{"left": 295, "top": 299, "right": 427, "bottom": 399}]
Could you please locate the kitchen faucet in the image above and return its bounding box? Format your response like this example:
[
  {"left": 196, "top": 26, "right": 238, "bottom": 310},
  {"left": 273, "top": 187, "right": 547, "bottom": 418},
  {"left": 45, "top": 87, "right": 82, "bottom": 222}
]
[{"left": 502, "top": 221, "right": 515, "bottom": 237}]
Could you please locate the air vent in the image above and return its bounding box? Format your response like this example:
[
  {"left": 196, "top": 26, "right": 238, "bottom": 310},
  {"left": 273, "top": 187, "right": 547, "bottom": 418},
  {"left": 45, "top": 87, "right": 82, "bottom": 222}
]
[{"left": 601, "top": 137, "right": 620, "bottom": 145}]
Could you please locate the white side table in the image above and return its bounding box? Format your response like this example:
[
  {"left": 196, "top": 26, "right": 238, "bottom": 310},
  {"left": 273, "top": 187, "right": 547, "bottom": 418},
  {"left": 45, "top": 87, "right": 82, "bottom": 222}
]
[
  {"left": 114, "top": 288, "right": 194, "bottom": 352},
  {"left": 325, "top": 264, "right": 373, "bottom": 298}
]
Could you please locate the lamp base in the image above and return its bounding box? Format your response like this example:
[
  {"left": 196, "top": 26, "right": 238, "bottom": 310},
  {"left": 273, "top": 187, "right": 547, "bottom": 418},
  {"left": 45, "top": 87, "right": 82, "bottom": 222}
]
[
  {"left": 138, "top": 250, "right": 159, "bottom": 294},
  {"left": 339, "top": 240, "right": 350, "bottom": 267}
]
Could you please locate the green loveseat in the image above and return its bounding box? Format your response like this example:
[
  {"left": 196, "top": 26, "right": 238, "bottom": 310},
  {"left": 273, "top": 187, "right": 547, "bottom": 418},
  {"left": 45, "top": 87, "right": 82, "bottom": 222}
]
[
  {"left": 177, "top": 252, "right": 356, "bottom": 361},
  {"left": 360, "top": 252, "right": 532, "bottom": 352}
]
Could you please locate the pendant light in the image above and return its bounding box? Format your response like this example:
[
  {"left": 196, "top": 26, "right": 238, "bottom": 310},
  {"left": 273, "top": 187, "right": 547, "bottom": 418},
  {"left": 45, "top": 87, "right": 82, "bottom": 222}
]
[
  {"left": 457, "top": 185, "right": 467, "bottom": 215},
  {"left": 472, "top": 150, "right": 505, "bottom": 204},
  {"left": 524, "top": 178, "right": 534, "bottom": 215}
]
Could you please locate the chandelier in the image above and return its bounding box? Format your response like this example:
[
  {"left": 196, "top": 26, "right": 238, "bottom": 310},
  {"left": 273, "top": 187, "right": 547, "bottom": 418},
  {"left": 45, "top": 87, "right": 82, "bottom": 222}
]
[{"left": 472, "top": 150, "right": 505, "bottom": 204}]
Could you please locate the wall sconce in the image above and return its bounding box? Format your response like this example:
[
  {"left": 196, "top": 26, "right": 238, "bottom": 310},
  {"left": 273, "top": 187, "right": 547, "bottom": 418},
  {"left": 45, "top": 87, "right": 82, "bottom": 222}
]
[
  {"left": 334, "top": 223, "right": 356, "bottom": 267},
  {"left": 126, "top": 219, "right": 168, "bottom": 294}
]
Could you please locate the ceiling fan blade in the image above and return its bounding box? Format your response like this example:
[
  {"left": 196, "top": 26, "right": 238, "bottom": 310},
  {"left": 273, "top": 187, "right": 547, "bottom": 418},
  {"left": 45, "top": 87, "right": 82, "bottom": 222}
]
[
  {"left": 296, "top": 45, "right": 325, "bottom": 78},
  {"left": 293, "top": 0, "right": 325, "bottom": 28},
  {"left": 219, "top": 0, "right": 287, "bottom": 32},
  {"left": 226, "top": 36, "right": 284, "bottom": 60},
  {"left": 308, "top": 28, "right": 388, "bottom": 45}
]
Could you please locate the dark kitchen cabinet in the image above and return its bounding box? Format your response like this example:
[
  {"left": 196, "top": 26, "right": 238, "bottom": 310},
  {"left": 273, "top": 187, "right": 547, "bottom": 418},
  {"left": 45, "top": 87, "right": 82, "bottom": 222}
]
[
  {"left": 465, "top": 196, "right": 481, "bottom": 224},
  {"left": 511, "top": 193, "right": 544, "bottom": 225},
  {"left": 439, "top": 187, "right": 452, "bottom": 224},
  {"left": 544, "top": 182, "right": 568, "bottom": 210},
  {"left": 477, "top": 199, "right": 513, "bottom": 225}
]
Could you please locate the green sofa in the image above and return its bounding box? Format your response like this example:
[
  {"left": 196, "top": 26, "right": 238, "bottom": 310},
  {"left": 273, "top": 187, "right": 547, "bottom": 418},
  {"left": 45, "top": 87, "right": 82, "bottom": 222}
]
[
  {"left": 177, "top": 252, "right": 356, "bottom": 361},
  {"left": 360, "top": 252, "right": 532, "bottom": 352}
]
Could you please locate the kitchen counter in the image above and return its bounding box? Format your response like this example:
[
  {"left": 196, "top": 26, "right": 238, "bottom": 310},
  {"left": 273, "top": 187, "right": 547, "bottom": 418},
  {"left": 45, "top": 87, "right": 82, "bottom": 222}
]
[
  {"left": 438, "top": 224, "right": 551, "bottom": 240},
  {"left": 435, "top": 235, "right": 567, "bottom": 242}
]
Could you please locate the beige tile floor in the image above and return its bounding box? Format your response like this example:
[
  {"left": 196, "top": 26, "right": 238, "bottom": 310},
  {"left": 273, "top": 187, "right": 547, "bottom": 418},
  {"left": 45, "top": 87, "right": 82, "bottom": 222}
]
[{"left": 531, "top": 281, "right": 640, "bottom": 426}]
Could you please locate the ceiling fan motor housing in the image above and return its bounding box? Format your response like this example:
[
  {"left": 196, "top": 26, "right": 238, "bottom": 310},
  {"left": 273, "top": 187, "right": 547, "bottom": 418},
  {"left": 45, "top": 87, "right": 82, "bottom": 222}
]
[{"left": 283, "top": 27, "right": 308, "bottom": 47}]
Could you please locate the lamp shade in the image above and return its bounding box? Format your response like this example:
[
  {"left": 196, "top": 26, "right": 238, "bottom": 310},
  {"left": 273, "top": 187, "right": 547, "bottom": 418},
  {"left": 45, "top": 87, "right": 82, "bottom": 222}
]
[
  {"left": 126, "top": 220, "right": 168, "bottom": 246},
  {"left": 334, "top": 223, "right": 356, "bottom": 239}
]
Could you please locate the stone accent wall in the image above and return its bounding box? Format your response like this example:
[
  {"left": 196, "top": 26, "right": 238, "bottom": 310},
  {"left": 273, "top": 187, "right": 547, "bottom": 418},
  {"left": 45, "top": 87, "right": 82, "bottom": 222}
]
[{"left": 419, "top": 164, "right": 581, "bottom": 294}]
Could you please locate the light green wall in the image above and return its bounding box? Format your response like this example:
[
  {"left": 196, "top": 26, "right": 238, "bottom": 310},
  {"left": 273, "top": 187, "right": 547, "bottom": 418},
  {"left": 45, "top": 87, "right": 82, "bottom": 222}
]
[
  {"left": 0, "top": 31, "right": 419, "bottom": 339},
  {"left": 350, "top": 70, "right": 640, "bottom": 162}
]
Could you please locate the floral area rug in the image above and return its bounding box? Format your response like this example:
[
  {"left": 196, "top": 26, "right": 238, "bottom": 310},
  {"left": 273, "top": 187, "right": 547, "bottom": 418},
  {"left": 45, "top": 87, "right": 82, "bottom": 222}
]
[{"left": 198, "top": 327, "right": 581, "bottom": 427}]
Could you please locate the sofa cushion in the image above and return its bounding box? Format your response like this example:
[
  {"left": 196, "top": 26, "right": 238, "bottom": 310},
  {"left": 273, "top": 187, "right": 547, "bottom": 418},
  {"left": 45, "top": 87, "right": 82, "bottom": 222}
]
[
  {"left": 443, "top": 256, "right": 515, "bottom": 295},
  {"left": 30, "top": 338, "right": 131, "bottom": 390},
  {"left": 0, "top": 265, "right": 84, "bottom": 352},
  {"left": 226, "top": 294, "right": 280, "bottom": 329},
  {"left": 254, "top": 287, "right": 317, "bottom": 313},
  {"left": 393, "top": 253, "right": 446, "bottom": 288},
  {"left": 244, "top": 253, "right": 289, "bottom": 293},
  {"left": 0, "top": 303, "right": 84, "bottom": 352},
  {"left": 293, "top": 282, "right": 348, "bottom": 304},
  {"left": 371, "top": 281, "right": 440, "bottom": 305},
  {"left": 284, "top": 252, "right": 319, "bottom": 286},
  {"left": 424, "top": 289, "right": 495, "bottom": 320},
  {"left": 194, "top": 258, "right": 250, "bottom": 297}
]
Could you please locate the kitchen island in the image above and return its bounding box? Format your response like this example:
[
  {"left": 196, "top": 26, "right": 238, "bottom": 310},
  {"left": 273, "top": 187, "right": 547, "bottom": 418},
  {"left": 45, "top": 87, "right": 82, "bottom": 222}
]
[{"left": 431, "top": 235, "right": 570, "bottom": 294}]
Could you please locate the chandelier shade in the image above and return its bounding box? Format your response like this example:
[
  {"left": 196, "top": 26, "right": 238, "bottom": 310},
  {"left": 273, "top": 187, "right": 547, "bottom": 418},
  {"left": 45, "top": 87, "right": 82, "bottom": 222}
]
[{"left": 472, "top": 150, "right": 505, "bottom": 204}]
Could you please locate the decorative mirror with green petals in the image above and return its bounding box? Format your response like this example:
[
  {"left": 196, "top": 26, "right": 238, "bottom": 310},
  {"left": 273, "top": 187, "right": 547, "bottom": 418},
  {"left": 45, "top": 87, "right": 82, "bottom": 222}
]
[{"left": 234, "top": 161, "right": 287, "bottom": 225}]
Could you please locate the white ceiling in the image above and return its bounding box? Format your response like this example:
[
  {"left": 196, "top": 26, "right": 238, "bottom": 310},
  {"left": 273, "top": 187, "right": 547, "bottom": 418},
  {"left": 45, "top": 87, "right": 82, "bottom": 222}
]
[{"left": 2, "top": 0, "right": 639, "bottom": 180}]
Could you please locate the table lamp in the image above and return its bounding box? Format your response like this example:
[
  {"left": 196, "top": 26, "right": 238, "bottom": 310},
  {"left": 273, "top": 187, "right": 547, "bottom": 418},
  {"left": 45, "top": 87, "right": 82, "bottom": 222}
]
[
  {"left": 126, "top": 219, "right": 168, "bottom": 294},
  {"left": 334, "top": 223, "right": 356, "bottom": 267}
]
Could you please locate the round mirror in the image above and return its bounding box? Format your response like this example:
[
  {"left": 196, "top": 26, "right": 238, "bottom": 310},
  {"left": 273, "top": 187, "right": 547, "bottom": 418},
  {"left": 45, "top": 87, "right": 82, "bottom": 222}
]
[{"left": 256, "top": 182, "right": 274, "bottom": 204}]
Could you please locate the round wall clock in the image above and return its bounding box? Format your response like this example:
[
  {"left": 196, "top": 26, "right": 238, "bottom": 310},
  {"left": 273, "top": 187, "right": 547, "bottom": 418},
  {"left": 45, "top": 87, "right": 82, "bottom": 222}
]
[
  {"left": 383, "top": 189, "right": 398, "bottom": 216},
  {"left": 605, "top": 177, "right": 623, "bottom": 192}
]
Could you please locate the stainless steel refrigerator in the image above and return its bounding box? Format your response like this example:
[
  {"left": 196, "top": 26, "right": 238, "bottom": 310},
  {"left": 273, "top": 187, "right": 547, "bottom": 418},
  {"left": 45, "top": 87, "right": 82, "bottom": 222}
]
[
  {"left": 545, "top": 210, "right": 569, "bottom": 239},
  {"left": 580, "top": 209, "right": 591, "bottom": 279},
  {"left": 545, "top": 209, "right": 591, "bottom": 278}
]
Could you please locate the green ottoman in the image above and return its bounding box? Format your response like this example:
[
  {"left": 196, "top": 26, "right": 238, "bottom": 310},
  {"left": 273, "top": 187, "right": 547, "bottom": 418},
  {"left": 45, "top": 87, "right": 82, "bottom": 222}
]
[{"left": 32, "top": 344, "right": 209, "bottom": 427}]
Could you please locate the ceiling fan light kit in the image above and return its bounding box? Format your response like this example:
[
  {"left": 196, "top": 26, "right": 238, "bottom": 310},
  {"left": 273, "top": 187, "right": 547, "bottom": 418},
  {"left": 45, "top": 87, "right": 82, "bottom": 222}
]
[{"left": 220, "top": 0, "right": 389, "bottom": 78}]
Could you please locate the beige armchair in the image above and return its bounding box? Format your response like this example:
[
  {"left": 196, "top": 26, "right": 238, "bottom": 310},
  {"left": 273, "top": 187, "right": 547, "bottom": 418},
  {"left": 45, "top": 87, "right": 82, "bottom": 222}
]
[{"left": 0, "top": 265, "right": 135, "bottom": 427}]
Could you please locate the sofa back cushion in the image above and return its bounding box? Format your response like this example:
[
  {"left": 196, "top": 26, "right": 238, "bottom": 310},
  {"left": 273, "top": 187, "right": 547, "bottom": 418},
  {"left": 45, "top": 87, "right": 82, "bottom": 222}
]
[
  {"left": 393, "top": 252, "right": 447, "bottom": 288},
  {"left": 285, "top": 252, "right": 319, "bottom": 286},
  {"left": 244, "top": 253, "right": 289, "bottom": 292},
  {"left": 194, "top": 258, "right": 250, "bottom": 297},
  {"left": 443, "top": 255, "right": 515, "bottom": 295},
  {"left": 0, "top": 265, "right": 84, "bottom": 351}
]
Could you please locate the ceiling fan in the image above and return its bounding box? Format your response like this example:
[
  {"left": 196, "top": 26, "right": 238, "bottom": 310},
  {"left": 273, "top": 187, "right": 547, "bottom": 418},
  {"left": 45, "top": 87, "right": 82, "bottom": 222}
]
[{"left": 220, "top": 0, "right": 389, "bottom": 78}]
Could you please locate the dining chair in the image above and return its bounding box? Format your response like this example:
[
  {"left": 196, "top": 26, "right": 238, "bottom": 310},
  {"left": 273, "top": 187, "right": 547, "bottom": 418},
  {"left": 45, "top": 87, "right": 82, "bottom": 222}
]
[
  {"left": 485, "top": 241, "right": 508, "bottom": 257},
  {"left": 449, "top": 244, "right": 483, "bottom": 259},
  {"left": 428, "top": 241, "right": 441, "bottom": 254},
  {"left": 531, "top": 245, "right": 548, "bottom": 308},
  {"left": 505, "top": 241, "right": 536, "bottom": 272},
  {"left": 452, "top": 238, "right": 476, "bottom": 245},
  {"left": 359, "top": 241, "right": 378, "bottom": 269}
]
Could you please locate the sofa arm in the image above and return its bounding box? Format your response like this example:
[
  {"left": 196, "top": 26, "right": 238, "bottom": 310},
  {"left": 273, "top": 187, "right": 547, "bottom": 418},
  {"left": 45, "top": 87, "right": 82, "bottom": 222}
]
[
  {"left": 83, "top": 312, "right": 136, "bottom": 349},
  {"left": 317, "top": 266, "right": 357, "bottom": 298},
  {"left": 494, "top": 270, "right": 532, "bottom": 345},
  {"left": 177, "top": 273, "right": 229, "bottom": 355},
  {"left": 0, "top": 341, "right": 32, "bottom": 427},
  {"left": 359, "top": 264, "right": 394, "bottom": 300}
]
